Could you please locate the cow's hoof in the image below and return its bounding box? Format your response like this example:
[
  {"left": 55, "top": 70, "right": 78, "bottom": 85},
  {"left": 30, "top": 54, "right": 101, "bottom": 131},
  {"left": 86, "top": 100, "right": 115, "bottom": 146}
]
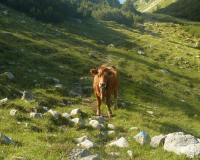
[
  {"left": 108, "top": 114, "right": 113, "bottom": 118},
  {"left": 96, "top": 112, "right": 100, "bottom": 116}
]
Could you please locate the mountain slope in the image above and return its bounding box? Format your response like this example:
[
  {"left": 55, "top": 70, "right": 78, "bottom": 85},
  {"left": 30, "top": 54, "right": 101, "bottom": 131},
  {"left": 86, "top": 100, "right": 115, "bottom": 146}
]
[
  {"left": 134, "top": 0, "right": 177, "bottom": 12},
  {"left": 0, "top": 2, "right": 200, "bottom": 160}
]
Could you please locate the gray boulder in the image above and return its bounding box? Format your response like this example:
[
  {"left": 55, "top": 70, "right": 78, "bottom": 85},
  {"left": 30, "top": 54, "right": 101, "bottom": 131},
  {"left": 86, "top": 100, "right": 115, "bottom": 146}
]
[
  {"left": 89, "top": 120, "right": 101, "bottom": 129},
  {"left": 77, "top": 139, "right": 98, "bottom": 149},
  {"left": 48, "top": 109, "right": 59, "bottom": 118},
  {"left": 108, "top": 137, "right": 129, "bottom": 147},
  {"left": 0, "top": 72, "right": 15, "bottom": 80},
  {"left": 70, "top": 109, "right": 82, "bottom": 115},
  {"left": 150, "top": 135, "right": 166, "bottom": 148},
  {"left": 164, "top": 132, "right": 200, "bottom": 158},
  {"left": 71, "top": 118, "right": 85, "bottom": 125},
  {"left": 134, "top": 131, "right": 151, "bottom": 146},
  {"left": 68, "top": 148, "right": 92, "bottom": 160},
  {"left": 92, "top": 116, "right": 105, "bottom": 123},
  {"left": 0, "top": 133, "right": 16, "bottom": 145},
  {"left": 73, "top": 136, "right": 91, "bottom": 143},
  {"left": 62, "top": 113, "right": 71, "bottom": 119}
]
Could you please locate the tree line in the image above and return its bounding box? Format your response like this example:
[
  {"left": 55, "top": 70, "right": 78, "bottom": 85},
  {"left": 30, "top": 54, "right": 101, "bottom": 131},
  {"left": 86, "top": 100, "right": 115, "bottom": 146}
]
[{"left": 1, "top": 0, "right": 142, "bottom": 25}]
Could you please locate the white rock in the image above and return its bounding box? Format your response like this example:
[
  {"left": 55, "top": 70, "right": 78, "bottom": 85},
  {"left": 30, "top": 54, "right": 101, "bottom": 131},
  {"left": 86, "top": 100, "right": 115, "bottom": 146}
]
[
  {"left": 12, "top": 156, "right": 30, "bottom": 160},
  {"left": 73, "top": 136, "right": 91, "bottom": 143},
  {"left": 0, "top": 72, "right": 15, "bottom": 80},
  {"left": 161, "top": 69, "right": 170, "bottom": 74},
  {"left": 103, "top": 131, "right": 116, "bottom": 135},
  {"left": 150, "top": 135, "right": 166, "bottom": 148},
  {"left": 0, "top": 98, "right": 9, "bottom": 105},
  {"left": 30, "top": 112, "right": 45, "bottom": 118},
  {"left": 130, "top": 127, "right": 138, "bottom": 130},
  {"left": 147, "top": 111, "right": 154, "bottom": 115},
  {"left": 10, "top": 110, "right": 17, "bottom": 116},
  {"left": 0, "top": 133, "right": 16, "bottom": 145},
  {"left": 71, "top": 118, "right": 85, "bottom": 125},
  {"left": 127, "top": 150, "right": 133, "bottom": 159},
  {"left": 70, "top": 109, "right": 82, "bottom": 115},
  {"left": 108, "top": 137, "right": 129, "bottom": 147},
  {"left": 62, "top": 113, "right": 71, "bottom": 119},
  {"left": 77, "top": 139, "right": 98, "bottom": 149},
  {"left": 134, "top": 131, "right": 151, "bottom": 146},
  {"left": 164, "top": 132, "right": 200, "bottom": 158},
  {"left": 108, "top": 124, "right": 115, "bottom": 129},
  {"left": 55, "top": 84, "right": 63, "bottom": 88},
  {"left": 48, "top": 110, "right": 59, "bottom": 118},
  {"left": 68, "top": 148, "right": 92, "bottom": 160},
  {"left": 89, "top": 120, "right": 101, "bottom": 129}
]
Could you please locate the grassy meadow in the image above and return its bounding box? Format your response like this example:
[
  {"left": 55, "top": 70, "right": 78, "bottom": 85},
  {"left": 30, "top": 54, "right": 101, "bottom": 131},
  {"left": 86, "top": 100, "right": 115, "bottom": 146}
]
[{"left": 0, "top": 3, "right": 200, "bottom": 160}]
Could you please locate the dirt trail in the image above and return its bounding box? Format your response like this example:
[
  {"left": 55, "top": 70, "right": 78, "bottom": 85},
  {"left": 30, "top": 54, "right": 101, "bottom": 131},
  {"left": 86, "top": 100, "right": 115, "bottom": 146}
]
[{"left": 142, "top": 0, "right": 163, "bottom": 12}]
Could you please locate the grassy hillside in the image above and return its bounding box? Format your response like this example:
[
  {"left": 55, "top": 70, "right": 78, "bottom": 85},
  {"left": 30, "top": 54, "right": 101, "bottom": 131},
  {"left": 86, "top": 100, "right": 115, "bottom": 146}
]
[
  {"left": 134, "top": 0, "right": 178, "bottom": 13},
  {"left": 0, "top": 3, "right": 200, "bottom": 160}
]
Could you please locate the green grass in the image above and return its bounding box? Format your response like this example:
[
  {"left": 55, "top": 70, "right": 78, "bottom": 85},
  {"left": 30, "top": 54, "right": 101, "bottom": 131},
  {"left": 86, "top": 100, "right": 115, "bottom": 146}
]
[{"left": 0, "top": 3, "right": 200, "bottom": 160}]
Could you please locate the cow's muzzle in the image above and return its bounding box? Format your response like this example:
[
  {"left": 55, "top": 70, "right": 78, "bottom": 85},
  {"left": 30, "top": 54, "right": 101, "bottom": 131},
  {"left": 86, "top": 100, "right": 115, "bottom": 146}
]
[{"left": 99, "top": 83, "right": 106, "bottom": 88}]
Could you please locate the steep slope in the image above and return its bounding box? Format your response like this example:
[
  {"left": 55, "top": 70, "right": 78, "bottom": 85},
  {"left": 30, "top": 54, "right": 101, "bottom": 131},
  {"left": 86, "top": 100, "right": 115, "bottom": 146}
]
[
  {"left": 134, "top": 0, "right": 177, "bottom": 12},
  {"left": 0, "top": 3, "right": 200, "bottom": 160}
]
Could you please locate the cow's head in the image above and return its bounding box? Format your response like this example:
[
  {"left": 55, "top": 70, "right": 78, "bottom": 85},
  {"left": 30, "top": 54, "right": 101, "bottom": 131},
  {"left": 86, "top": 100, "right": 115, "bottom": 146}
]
[{"left": 90, "top": 66, "right": 115, "bottom": 97}]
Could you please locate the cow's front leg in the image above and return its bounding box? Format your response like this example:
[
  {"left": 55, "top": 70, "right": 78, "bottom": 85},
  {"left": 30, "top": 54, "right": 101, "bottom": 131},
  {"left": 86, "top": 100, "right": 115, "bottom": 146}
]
[
  {"left": 96, "top": 95, "right": 101, "bottom": 116},
  {"left": 106, "top": 94, "right": 112, "bottom": 117}
]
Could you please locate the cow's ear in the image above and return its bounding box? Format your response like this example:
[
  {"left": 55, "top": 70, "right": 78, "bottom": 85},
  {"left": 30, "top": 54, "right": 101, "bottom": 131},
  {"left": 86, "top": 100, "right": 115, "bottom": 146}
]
[{"left": 90, "top": 69, "right": 98, "bottom": 76}]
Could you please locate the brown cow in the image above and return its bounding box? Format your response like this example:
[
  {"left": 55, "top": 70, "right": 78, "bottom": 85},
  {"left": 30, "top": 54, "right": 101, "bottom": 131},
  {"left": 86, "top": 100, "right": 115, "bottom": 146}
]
[{"left": 90, "top": 65, "right": 119, "bottom": 117}]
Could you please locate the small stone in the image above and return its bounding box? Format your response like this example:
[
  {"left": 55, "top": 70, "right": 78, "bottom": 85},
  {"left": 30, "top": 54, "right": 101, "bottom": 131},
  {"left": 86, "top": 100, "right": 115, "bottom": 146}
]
[
  {"left": 10, "top": 110, "right": 17, "bottom": 116},
  {"left": 108, "top": 124, "right": 115, "bottom": 129},
  {"left": 0, "top": 72, "right": 15, "bottom": 80},
  {"left": 0, "top": 133, "right": 16, "bottom": 145},
  {"left": 93, "top": 116, "right": 105, "bottom": 123},
  {"left": 30, "top": 112, "right": 45, "bottom": 118},
  {"left": 71, "top": 118, "right": 86, "bottom": 125},
  {"left": 89, "top": 120, "right": 101, "bottom": 129},
  {"left": 21, "top": 91, "right": 35, "bottom": 101},
  {"left": 79, "top": 155, "right": 101, "bottom": 160},
  {"left": 77, "top": 139, "right": 98, "bottom": 149},
  {"left": 48, "top": 109, "right": 59, "bottom": 118},
  {"left": 55, "top": 84, "right": 63, "bottom": 88},
  {"left": 147, "top": 111, "right": 154, "bottom": 115},
  {"left": 70, "top": 109, "right": 82, "bottom": 115},
  {"left": 60, "top": 126, "right": 67, "bottom": 132},
  {"left": 62, "top": 113, "right": 71, "bottom": 119},
  {"left": 127, "top": 150, "right": 133, "bottom": 159},
  {"left": 68, "top": 148, "right": 92, "bottom": 160},
  {"left": 73, "top": 136, "right": 91, "bottom": 143},
  {"left": 130, "top": 127, "right": 138, "bottom": 130},
  {"left": 108, "top": 152, "right": 120, "bottom": 158},
  {"left": 0, "top": 98, "right": 9, "bottom": 105}
]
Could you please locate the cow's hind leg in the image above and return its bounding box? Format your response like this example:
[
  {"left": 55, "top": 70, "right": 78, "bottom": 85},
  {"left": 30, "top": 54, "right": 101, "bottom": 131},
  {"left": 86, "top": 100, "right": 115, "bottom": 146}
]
[
  {"left": 96, "top": 95, "right": 101, "bottom": 116},
  {"left": 106, "top": 94, "right": 112, "bottom": 117},
  {"left": 113, "top": 90, "right": 118, "bottom": 110}
]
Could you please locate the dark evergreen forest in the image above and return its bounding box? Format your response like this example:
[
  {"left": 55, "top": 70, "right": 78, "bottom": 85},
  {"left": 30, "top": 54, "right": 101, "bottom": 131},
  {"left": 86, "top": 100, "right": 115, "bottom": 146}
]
[{"left": 1, "top": 0, "right": 142, "bottom": 24}]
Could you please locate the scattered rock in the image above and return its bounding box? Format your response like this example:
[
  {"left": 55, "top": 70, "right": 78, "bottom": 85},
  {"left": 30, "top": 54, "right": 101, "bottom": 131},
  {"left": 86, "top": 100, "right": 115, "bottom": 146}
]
[
  {"left": 147, "top": 111, "right": 154, "bottom": 115},
  {"left": 55, "top": 84, "right": 63, "bottom": 88},
  {"left": 161, "top": 69, "right": 170, "bottom": 74},
  {"left": 30, "top": 112, "right": 45, "bottom": 118},
  {"left": 150, "top": 135, "right": 166, "bottom": 148},
  {"left": 0, "top": 133, "right": 16, "bottom": 145},
  {"left": 70, "top": 109, "right": 82, "bottom": 115},
  {"left": 68, "top": 148, "right": 92, "bottom": 160},
  {"left": 21, "top": 91, "right": 35, "bottom": 101},
  {"left": 62, "top": 113, "right": 71, "bottom": 119},
  {"left": 92, "top": 116, "right": 105, "bottom": 123},
  {"left": 10, "top": 110, "right": 17, "bottom": 116},
  {"left": 73, "top": 136, "right": 91, "bottom": 143},
  {"left": 103, "top": 131, "right": 116, "bottom": 135},
  {"left": 2, "top": 10, "right": 8, "bottom": 15},
  {"left": 89, "top": 120, "right": 101, "bottom": 129},
  {"left": 134, "top": 131, "right": 151, "bottom": 146},
  {"left": 108, "top": 137, "right": 129, "bottom": 147},
  {"left": 0, "top": 98, "right": 9, "bottom": 105},
  {"left": 0, "top": 72, "right": 15, "bottom": 80},
  {"left": 127, "top": 150, "right": 133, "bottom": 159},
  {"left": 164, "top": 132, "right": 200, "bottom": 158},
  {"left": 60, "top": 126, "right": 67, "bottom": 132},
  {"left": 52, "top": 78, "right": 59, "bottom": 83},
  {"left": 48, "top": 109, "right": 59, "bottom": 118},
  {"left": 130, "top": 127, "right": 138, "bottom": 130},
  {"left": 77, "top": 139, "right": 98, "bottom": 149},
  {"left": 108, "top": 124, "right": 115, "bottom": 129},
  {"left": 71, "top": 118, "right": 86, "bottom": 125}
]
